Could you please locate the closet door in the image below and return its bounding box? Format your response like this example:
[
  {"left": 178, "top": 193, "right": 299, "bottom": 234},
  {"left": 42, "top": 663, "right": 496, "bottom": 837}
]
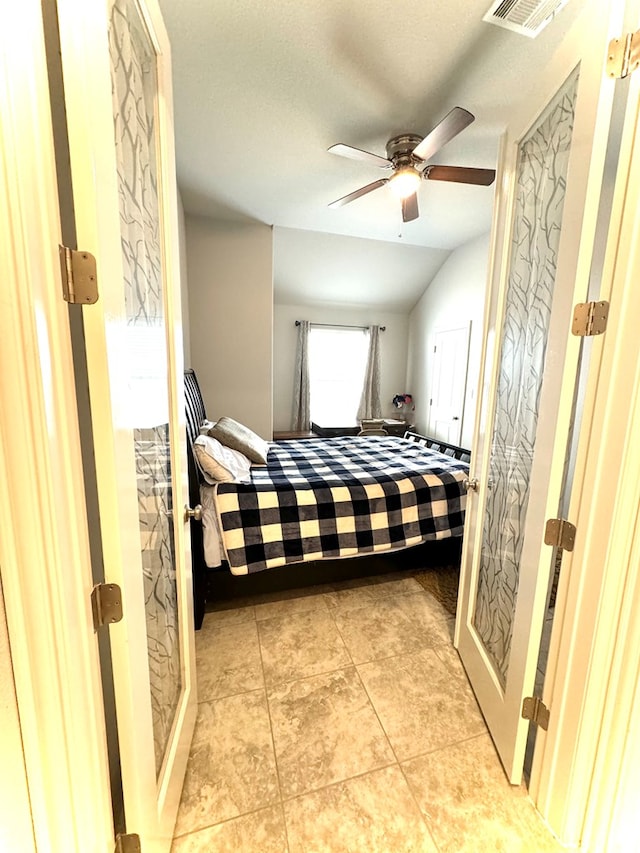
[
  {"left": 427, "top": 324, "right": 471, "bottom": 446},
  {"left": 455, "top": 0, "right": 628, "bottom": 783},
  {"left": 56, "top": 0, "right": 196, "bottom": 846}
]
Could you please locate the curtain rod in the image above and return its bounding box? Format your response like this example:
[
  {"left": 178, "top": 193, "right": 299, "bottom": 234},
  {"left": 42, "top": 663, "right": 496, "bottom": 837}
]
[{"left": 295, "top": 321, "right": 386, "bottom": 331}]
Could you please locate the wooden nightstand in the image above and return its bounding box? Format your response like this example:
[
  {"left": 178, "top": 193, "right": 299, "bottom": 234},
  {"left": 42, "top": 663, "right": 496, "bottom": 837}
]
[{"left": 272, "top": 430, "right": 319, "bottom": 441}]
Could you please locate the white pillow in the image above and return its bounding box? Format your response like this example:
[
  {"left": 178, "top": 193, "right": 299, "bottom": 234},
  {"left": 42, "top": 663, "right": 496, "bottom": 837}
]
[
  {"left": 193, "top": 434, "right": 252, "bottom": 484},
  {"left": 200, "top": 418, "right": 217, "bottom": 434}
]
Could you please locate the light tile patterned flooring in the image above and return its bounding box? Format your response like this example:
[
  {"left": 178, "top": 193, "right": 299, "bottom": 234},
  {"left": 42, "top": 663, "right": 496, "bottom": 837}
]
[{"left": 172, "top": 570, "right": 563, "bottom": 852}]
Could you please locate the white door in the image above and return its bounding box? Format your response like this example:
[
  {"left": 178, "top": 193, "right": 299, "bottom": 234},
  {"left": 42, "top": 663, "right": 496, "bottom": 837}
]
[
  {"left": 55, "top": 0, "right": 196, "bottom": 847},
  {"left": 1, "top": 3, "right": 115, "bottom": 847},
  {"left": 427, "top": 324, "right": 471, "bottom": 445},
  {"left": 455, "top": 0, "right": 629, "bottom": 783}
]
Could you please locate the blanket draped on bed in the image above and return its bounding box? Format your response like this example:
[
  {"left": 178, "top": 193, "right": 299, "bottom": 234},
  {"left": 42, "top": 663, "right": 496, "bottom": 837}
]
[{"left": 213, "top": 435, "right": 468, "bottom": 576}]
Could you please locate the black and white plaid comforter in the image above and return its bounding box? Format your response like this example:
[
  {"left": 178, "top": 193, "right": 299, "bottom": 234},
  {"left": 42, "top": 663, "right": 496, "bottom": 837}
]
[{"left": 214, "top": 435, "right": 468, "bottom": 575}]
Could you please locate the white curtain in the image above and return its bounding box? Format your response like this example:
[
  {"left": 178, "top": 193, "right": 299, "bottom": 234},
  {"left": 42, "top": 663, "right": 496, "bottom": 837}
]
[
  {"left": 292, "top": 320, "right": 311, "bottom": 430},
  {"left": 357, "top": 326, "right": 382, "bottom": 420}
]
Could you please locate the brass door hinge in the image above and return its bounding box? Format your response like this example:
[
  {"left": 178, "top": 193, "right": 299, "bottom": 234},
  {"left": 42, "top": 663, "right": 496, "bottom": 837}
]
[
  {"left": 544, "top": 518, "right": 576, "bottom": 551},
  {"left": 571, "top": 301, "right": 609, "bottom": 337},
  {"left": 59, "top": 245, "right": 99, "bottom": 304},
  {"left": 522, "top": 696, "right": 550, "bottom": 730},
  {"left": 607, "top": 30, "right": 640, "bottom": 79},
  {"left": 115, "top": 834, "right": 141, "bottom": 853},
  {"left": 91, "top": 583, "right": 123, "bottom": 631}
]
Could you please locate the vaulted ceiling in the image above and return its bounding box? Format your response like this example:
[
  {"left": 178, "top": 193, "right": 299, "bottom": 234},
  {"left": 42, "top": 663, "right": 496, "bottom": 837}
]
[{"left": 159, "top": 0, "right": 583, "bottom": 308}]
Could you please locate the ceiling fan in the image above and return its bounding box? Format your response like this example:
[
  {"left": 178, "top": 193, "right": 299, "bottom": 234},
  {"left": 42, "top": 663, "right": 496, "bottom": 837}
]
[{"left": 327, "top": 107, "right": 496, "bottom": 223}]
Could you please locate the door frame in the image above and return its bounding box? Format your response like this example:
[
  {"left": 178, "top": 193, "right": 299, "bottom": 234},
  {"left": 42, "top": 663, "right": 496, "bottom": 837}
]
[{"left": 0, "top": 1, "right": 114, "bottom": 850}]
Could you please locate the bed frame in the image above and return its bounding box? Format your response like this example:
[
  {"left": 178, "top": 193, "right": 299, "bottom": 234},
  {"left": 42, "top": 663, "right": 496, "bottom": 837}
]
[
  {"left": 183, "top": 369, "right": 471, "bottom": 629},
  {"left": 402, "top": 431, "right": 471, "bottom": 464},
  {"left": 184, "top": 369, "right": 209, "bottom": 628}
]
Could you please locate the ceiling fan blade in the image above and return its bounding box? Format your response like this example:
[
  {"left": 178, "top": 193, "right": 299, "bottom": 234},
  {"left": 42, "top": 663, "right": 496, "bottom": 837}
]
[
  {"left": 328, "top": 178, "right": 389, "bottom": 208},
  {"left": 425, "top": 165, "right": 496, "bottom": 186},
  {"left": 412, "top": 107, "right": 475, "bottom": 162},
  {"left": 328, "top": 143, "right": 391, "bottom": 169},
  {"left": 402, "top": 193, "right": 419, "bottom": 223}
]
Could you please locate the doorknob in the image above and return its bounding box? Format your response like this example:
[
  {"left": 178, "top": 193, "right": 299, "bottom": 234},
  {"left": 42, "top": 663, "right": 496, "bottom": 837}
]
[
  {"left": 184, "top": 504, "right": 202, "bottom": 522},
  {"left": 463, "top": 478, "right": 479, "bottom": 492}
]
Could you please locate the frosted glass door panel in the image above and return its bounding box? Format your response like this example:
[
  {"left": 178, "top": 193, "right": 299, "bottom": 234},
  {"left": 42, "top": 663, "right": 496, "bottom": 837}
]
[
  {"left": 110, "top": 0, "right": 181, "bottom": 777},
  {"left": 472, "top": 69, "right": 579, "bottom": 687}
]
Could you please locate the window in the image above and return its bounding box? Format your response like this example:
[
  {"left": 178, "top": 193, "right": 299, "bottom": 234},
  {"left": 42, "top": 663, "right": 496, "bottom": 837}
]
[{"left": 308, "top": 326, "right": 369, "bottom": 425}]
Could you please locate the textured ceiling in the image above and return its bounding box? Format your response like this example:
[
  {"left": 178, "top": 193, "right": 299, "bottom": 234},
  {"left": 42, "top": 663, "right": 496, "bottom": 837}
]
[{"left": 159, "top": 0, "right": 583, "bottom": 253}]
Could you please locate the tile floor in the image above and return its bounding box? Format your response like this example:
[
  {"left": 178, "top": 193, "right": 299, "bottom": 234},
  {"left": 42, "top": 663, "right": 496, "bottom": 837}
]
[{"left": 172, "top": 569, "right": 564, "bottom": 852}]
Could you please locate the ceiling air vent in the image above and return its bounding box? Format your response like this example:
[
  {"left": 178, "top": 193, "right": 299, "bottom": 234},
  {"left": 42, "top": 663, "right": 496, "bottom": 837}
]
[{"left": 483, "top": 0, "right": 570, "bottom": 38}]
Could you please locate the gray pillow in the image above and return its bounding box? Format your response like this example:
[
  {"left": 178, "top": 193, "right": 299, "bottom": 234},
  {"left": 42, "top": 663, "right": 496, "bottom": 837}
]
[{"left": 208, "top": 416, "right": 270, "bottom": 465}]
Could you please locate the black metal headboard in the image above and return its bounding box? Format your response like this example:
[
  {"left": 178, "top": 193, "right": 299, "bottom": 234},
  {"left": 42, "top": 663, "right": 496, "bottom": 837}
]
[
  {"left": 184, "top": 369, "right": 207, "bottom": 495},
  {"left": 184, "top": 370, "right": 206, "bottom": 455},
  {"left": 404, "top": 431, "right": 471, "bottom": 464},
  {"left": 184, "top": 368, "right": 208, "bottom": 628}
]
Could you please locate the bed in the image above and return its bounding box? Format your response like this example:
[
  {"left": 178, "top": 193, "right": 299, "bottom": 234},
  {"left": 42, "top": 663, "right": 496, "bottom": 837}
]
[{"left": 184, "top": 369, "right": 471, "bottom": 628}]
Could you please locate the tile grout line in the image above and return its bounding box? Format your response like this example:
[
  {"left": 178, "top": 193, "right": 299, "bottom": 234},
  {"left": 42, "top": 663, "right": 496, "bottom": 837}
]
[
  {"left": 171, "top": 801, "right": 288, "bottom": 844},
  {"left": 257, "top": 586, "right": 413, "bottom": 812},
  {"left": 277, "top": 758, "right": 399, "bottom": 805},
  {"left": 184, "top": 570, "right": 467, "bottom": 849},
  {"left": 181, "top": 615, "right": 288, "bottom": 848},
  {"left": 193, "top": 618, "right": 263, "bottom": 705},
  {"left": 396, "top": 758, "right": 444, "bottom": 853},
  {"left": 318, "top": 579, "right": 455, "bottom": 846},
  {"left": 352, "top": 645, "right": 442, "bottom": 852},
  {"left": 326, "top": 591, "right": 357, "bottom": 670},
  {"left": 256, "top": 617, "right": 292, "bottom": 853}
]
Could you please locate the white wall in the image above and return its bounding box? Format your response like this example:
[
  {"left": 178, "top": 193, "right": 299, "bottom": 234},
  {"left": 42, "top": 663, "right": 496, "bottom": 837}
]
[
  {"left": 185, "top": 215, "right": 273, "bottom": 437},
  {"left": 406, "top": 232, "right": 490, "bottom": 449},
  {"left": 273, "top": 303, "right": 410, "bottom": 432}
]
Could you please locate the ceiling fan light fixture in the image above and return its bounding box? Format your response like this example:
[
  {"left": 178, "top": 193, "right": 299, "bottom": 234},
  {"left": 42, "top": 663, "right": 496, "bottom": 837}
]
[
  {"left": 389, "top": 167, "right": 421, "bottom": 199},
  {"left": 328, "top": 111, "right": 488, "bottom": 217}
]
